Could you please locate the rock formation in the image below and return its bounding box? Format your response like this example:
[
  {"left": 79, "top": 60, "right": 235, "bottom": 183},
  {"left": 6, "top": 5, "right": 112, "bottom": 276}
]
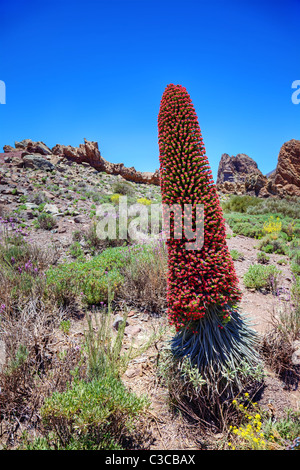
[
  {"left": 52, "top": 139, "right": 160, "bottom": 185},
  {"left": 216, "top": 153, "right": 271, "bottom": 197},
  {"left": 216, "top": 153, "right": 263, "bottom": 185},
  {"left": 1, "top": 139, "right": 160, "bottom": 186},
  {"left": 2, "top": 138, "right": 300, "bottom": 195},
  {"left": 217, "top": 142, "right": 300, "bottom": 198},
  {"left": 274, "top": 139, "right": 300, "bottom": 197}
]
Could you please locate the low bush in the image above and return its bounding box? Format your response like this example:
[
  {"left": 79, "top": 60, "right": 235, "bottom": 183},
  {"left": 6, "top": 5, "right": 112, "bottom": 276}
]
[
  {"left": 222, "top": 195, "right": 263, "bottom": 214},
  {"left": 37, "top": 213, "right": 57, "bottom": 230},
  {"left": 38, "top": 376, "right": 147, "bottom": 450},
  {"left": 68, "top": 241, "right": 85, "bottom": 260},
  {"left": 46, "top": 246, "right": 127, "bottom": 306},
  {"left": 257, "top": 251, "right": 270, "bottom": 264},
  {"left": 227, "top": 396, "right": 300, "bottom": 450},
  {"left": 224, "top": 213, "right": 263, "bottom": 238},
  {"left": 243, "top": 264, "right": 281, "bottom": 291},
  {"left": 46, "top": 241, "right": 168, "bottom": 312},
  {"left": 230, "top": 249, "right": 244, "bottom": 261},
  {"left": 23, "top": 307, "right": 149, "bottom": 450},
  {"left": 112, "top": 180, "right": 135, "bottom": 196},
  {"left": 257, "top": 235, "right": 288, "bottom": 255},
  {"left": 246, "top": 196, "right": 300, "bottom": 220}
]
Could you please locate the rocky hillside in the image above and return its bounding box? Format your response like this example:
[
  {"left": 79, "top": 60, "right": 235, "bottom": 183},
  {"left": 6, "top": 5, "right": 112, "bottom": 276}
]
[
  {"left": 1, "top": 138, "right": 160, "bottom": 185},
  {"left": 2, "top": 137, "right": 300, "bottom": 202},
  {"left": 0, "top": 143, "right": 161, "bottom": 263}
]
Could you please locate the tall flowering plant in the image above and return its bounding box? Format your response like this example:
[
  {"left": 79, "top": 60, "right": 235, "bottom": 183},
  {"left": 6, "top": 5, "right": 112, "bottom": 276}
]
[{"left": 158, "top": 84, "right": 260, "bottom": 382}]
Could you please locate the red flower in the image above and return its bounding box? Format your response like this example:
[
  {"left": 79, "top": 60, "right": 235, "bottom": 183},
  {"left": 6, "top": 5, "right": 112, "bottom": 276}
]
[{"left": 158, "top": 84, "right": 241, "bottom": 331}]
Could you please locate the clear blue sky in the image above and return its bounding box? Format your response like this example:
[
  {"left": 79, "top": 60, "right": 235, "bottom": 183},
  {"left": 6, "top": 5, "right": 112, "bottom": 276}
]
[{"left": 0, "top": 0, "right": 299, "bottom": 180}]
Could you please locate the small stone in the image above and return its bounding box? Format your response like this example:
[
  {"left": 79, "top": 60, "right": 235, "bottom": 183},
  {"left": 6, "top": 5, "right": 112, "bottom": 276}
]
[
  {"left": 113, "top": 315, "right": 129, "bottom": 331},
  {"left": 125, "top": 325, "right": 142, "bottom": 337},
  {"left": 125, "top": 367, "right": 140, "bottom": 378},
  {"left": 74, "top": 215, "right": 85, "bottom": 223},
  {"left": 44, "top": 203, "right": 59, "bottom": 215}
]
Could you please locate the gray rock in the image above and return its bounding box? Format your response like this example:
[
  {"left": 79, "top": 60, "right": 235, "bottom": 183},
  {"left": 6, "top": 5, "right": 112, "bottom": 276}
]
[
  {"left": 15, "top": 139, "right": 32, "bottom": 149},
  {"left": 43, "top": 203, "right": 60, "bottom": 215},
  {"left": 25, "top": 203, "right": 39, "bottom": 210},
  {"left": 33, "top": 142, "right": 52, "bottom": 156},
  {"left": 74, "top": 215, "right": 85, "bottom": 223},
  {"left": 23, "top": 154, "right": 54, "bottom": 171},
  {"left": 113, "top": 315, "right": 129, "bottom": 331}
]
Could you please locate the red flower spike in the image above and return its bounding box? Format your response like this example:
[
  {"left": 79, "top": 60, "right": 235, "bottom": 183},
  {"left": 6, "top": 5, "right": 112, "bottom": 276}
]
[{"left": 158, "top": 84, "right": 241, "bottom": 331}]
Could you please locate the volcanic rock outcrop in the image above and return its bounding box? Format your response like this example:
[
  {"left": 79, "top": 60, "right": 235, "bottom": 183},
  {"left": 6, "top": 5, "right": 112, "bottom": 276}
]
[
  {"left": 2, "top": 139, "right": 160, "bottom": 186},
  {"left": 52, "top": 139, "right": 160, "bottom": 185},
  {"left": 273, "top": 139, "right": 300, "bottom": 197},
  {"left": 216, "top": 143, "right": 300, "bottom": 198},
  {"left": 216, "top": 153, "right": 263, "bottom": 185},
  {"left": 216, "top": 153, "right": 271, "bottom": 197}
]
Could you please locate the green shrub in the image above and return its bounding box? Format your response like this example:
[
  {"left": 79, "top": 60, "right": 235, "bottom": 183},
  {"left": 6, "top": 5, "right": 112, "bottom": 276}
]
[
  {"left": 69, "top": 241, "right": 85, "bottom": 260},
  {"left": 257, "top": 235, "right": 288, "bottom": 255},
  {"left": 46, "top": 246, "right": 129, "bottom": 306},
  {"left": 257, "top": 251, "right": 270, "bottom": 264},
  {"left": 246, "top": 196, "right": 300, "bottom": 219},
  {"left": 277, "top": 258, "right": 288, "bottom": 266},
  {"left": 230, "top": 249, "right": 244, "bottom": 261},
  {"left": 27, "top": 308, "right": 149, "bottom": 450},
  {"left": 112, "top": 180, "right": 135, "bottom": 196},
  {"left": 37, "top": 213, "right": 57, "bottom": 230},
  {"left": 222, "top": 195, "right": 263, "bottom": 214},
  {"left": 47, "top": 242, "right": 168, "bottom": 310},
  {"left": 243, "top": 264, "right": 281, "bottom": 291},
  {"left": 229, "top": 221, "right": 263, "bottom": 238},
  {"left": 39, "top": 375, "right": 147, "bottom": 449},
  {"left": 224, "top": 213, "right": 265, "bottom": 238}
]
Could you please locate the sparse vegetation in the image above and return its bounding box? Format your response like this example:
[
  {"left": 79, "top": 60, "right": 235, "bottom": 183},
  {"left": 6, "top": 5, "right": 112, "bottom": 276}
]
[{"left": 0, "top": 159, "right": 299, "bottom": 451}]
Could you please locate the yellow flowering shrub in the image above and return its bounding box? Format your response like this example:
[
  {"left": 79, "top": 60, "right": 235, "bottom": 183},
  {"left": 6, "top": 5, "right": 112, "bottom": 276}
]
[
  {"left": 227, "top": 395, "right": 278, "bottom": 450},
  {"left": 263, "top": 216, "right": 282, "bottom": 239},
  {"left": 110, "top": 193, "right": 122, "bottom": 204},
  {"left": 137, "top": 197, "right": 152, "bottom": 206}
]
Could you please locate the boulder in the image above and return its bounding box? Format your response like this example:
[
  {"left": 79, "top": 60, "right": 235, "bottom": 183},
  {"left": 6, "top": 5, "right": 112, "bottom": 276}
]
[
  {"left": 15, "top": 139, "right": 33, "bottom": 149},
  {"left": 43, "top": 203, "right": 60, "bottom": 215},
  {"left": 14, "top": 139, "right": 52, "bottom": 156},
  {"left": 23, "top": 154, "right": 54, "bottom": 171},
  {"left": 3, "top": 145, "right": 15, "bottom": 153}
]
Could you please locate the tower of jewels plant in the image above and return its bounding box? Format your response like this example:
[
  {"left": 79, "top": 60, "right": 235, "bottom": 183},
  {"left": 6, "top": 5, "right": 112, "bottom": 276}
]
[{"left": 158, "top": 84, "right": 261, "bottom": 387}]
